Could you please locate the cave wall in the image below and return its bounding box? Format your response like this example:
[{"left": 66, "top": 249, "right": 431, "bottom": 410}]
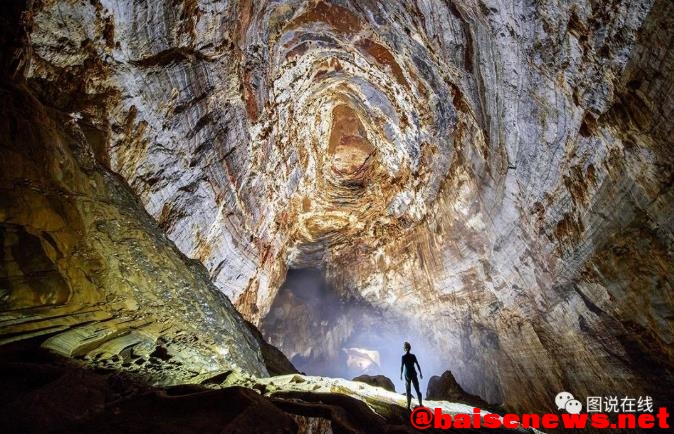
[
  {"left": 0, "top": 1, "right": 273, "bottom": 383},
  {"left": 7, "top": 0, "right": 673, "bottom": 414}
]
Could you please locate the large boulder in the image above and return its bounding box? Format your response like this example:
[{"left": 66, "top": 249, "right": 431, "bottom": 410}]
[
  {"left": 352, "top": 374, "right": 395, "bottom": 393},
  {"left": 426, "top": 370, "right": 491, "bottom": 410}
]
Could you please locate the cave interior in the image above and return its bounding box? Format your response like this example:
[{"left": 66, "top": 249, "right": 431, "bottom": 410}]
[{"left": 0, "top": 0, "right": 673, "bottom": 433}]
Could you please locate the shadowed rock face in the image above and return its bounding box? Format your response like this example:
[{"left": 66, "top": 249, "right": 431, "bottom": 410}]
[
  {"left": 2, "top": 0, "right": 673, "bottom": 418},
  {"left": 426, "top": 371, "right": 492, "bottom": 412},
  {"left": 352, "top": 374, "right": 396, "bottom": 393}
]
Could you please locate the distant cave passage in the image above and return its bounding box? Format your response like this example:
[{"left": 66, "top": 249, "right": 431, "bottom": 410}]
[{"left": 259, "top": 267, "right": 445, "bottom": 384}]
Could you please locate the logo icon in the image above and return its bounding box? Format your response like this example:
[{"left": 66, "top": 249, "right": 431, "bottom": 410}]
[
  {"left": 555, "top": 392, "right": 574, "bottom": 410},
  {"left": 555, "top": 391, "right": 583, "bottom": 414},
  {"left": 410, "top": 407, "right": 433, "bottom": 430},
  {"left": 565, "top": 399, "right": 583, "bottom": 414}
]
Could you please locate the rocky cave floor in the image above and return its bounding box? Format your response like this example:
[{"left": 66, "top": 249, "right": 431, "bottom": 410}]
[{"left": 1, "top": 338, "right": 531, "bottom": 434}]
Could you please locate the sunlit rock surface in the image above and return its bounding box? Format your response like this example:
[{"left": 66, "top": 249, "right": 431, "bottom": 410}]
[
  {"left": 2, "top": 344, "right": 547, "bottom": 434},
  {"left": 3, "top": 0, "right": 673, "bottom": 419}
]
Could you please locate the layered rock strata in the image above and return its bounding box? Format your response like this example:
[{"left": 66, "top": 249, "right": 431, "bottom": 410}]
[
  {"left": 0, "top": 43, "right": 278, "bottom": 382},
  {"left": 4, "top": 0, "right": 674, "bottom": 416}
]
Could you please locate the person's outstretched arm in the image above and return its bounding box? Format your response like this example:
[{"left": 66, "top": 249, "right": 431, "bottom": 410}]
[{"left": 415, "top": 357, "right": 423, "bottom": 379}]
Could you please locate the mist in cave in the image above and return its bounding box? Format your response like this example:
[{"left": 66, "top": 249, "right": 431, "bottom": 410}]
[{"left": 261, "top": 267, "right": 447, "bottom": 387}]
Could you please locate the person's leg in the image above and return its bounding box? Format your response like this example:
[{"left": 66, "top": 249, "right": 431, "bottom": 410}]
[
  {"left": 405, "top": 377, "right": 412, "bottom": 409},
  {"left": 412, "top": 375, "right": 423, "bottom": 407}
]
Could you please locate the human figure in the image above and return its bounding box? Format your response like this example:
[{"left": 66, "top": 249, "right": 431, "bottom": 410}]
[{"left": 400, "top": 341, "right": 423, "bottom": 410}]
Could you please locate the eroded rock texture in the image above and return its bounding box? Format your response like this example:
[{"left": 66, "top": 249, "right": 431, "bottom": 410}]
[
  {"left": 0, "top": 345, "right": 526, "bottom": 434},
  {"left": 4, "top": 0, "right": 673, "bottom": 417},
  {"left": 0, "top": 1, "right": 284, "bottom": 384},
  {"left": 0, "top": 79, "right": 275, "bottom": 381}
]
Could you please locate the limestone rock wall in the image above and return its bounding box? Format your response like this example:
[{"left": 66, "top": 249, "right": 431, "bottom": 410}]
[
  {"left": 0, "top": 1, "right": 274, "bottom": 382},
  {"left": 12, "top": 0, "right": 674, "bottom": 414}
]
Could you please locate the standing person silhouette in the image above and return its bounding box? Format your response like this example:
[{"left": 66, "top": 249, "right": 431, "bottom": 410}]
[{"left": 400, "top": 341, "right": 423, "bottom": 410}]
